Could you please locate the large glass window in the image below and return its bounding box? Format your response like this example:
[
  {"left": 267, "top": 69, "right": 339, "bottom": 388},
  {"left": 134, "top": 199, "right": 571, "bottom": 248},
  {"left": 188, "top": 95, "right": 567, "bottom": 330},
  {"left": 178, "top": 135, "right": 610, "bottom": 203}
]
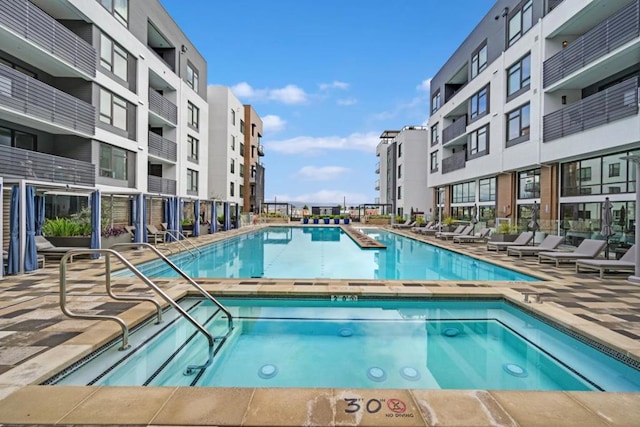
[
  {"left": 187, "top": 135, "right": 198, "bottom": 162},
  {"left": 507, "top": 53, "right": 530, "bottom": 97},
  {"left": 230, "top": 182, "right": 235, "bottom": 197},
  {"left": 187, "top": 169, "right": 198, "bottom": 192},
  {"left": 98, "top": 0, "right": 128, "bottom": 26},
  {"left": 431, "top": 90, "right": 441, "bottom": 114},
  {"left": 469, "top": 86, "right": 489, "bottom": 120},
  {"left": 430, "top": 151, "right": 439, "bottom": 173},
  {"left": 0, "top": 126, "right": 36, "bottom": 150},
  {"left": 479, "top": 177, "right": 496, "bottom": 202},
  {"left": 508, "top": 0, "right": 533, "bottom": 46},
  {"left": 240, "top": 163, "right": 245, "bottom": 178},
  {"left": 431, "top": 123, "right": 439, "bottom": 146},
  {"left": 518, "top": 169, "right": 540, "bottom": 199},
  {"left": 186, "top": 63, "right": 198, "bottom": 91},
  {"left": 230, "top": 159, "right": 235, "bottom": 174},
  {"left": 471, "top": 42, "right": 488, "bottom": 79},
  {"left": 187, "top": 102, "right": 199, "bottom": 129},
  {"left": 240, "top": 120, "right": 245, "bottom": 134},
  {"left": 99, "top": 88, "right": 127, "bottom": 131},
  {"left": 506, "top": 103, "right": 530, "bottom": 146},
  {"left": 452, "top": 181, "right": 475, "bottom": 203},
  {"left": 99, "top": 143, "right": 127, "bottom": 180},
  {"left": 100, "top": 33, "right": 128, "bottom": 82},
  {"left": 468, "top": 125, "right": 489, "bottom": 158},
  {"left": 561, "top": 151, "right": 638, "bottom": 196}
]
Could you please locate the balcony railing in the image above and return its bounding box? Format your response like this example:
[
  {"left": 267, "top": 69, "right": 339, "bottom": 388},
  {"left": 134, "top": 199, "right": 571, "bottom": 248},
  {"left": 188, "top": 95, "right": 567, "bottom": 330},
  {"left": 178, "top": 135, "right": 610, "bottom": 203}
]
[
  {"left": 148, "top": 175, "right": 176, "bottom": 195},
  {"left": 543, "top": 0, "right": 640, "bottom": 88},
  {"left": 148, "top": 132, "right": 177, "bottom": 162},
  {"left": 543, "top": 77, "right": 639, "bottom": 142},
  {"left": 257, "top": 144, "right": 265, "bottom": 156},
  {"left": 148, "top": 89, "right": 177, "bottom": 125},
  {"left": 442, "top": 115, "right": 467, "bottom": 144},
  {"left": 442, "top": 150, "right": 466, "bottom": 174},
  {"left": 0, "top": 144, "right": 95, "bottom": 186},
  {"left": 0, "top": 0, "right": 96, "bottom": 77},
  {"left": 375, "top": 180, "right": 380, "bottom": 191},
  {"left": 375, "top": 162, "right": 380, "bottom": 174},
  {"left": 0, "top": 62, "right": 95, "bottom": 135}
]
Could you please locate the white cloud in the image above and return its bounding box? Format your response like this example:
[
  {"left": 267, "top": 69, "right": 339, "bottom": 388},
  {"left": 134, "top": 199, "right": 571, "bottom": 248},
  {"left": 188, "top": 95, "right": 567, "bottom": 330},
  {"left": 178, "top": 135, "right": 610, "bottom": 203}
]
[
  {"left": 262, "top": 115, "right": 287, "bottom": 133},
  {"left": 319, "top": 81, "right": 349, "bottom": 91},
  {"left": 230, "top": 82, "right": 308, "bottom": 105},
  {"left": 337, "top": 98, "right": 358, "bottom": 106},
  {"left": 417, "top": 78, "right": 432, "bottom": 92},
  {"left": 265, "top": 131, "right": 380, "bottom": 155},
  {"left": 296, "top": 166, "right": 349, "bottom": 181},
  {"left": 272, "top": 190, "right": 369, "bottom": 205}
]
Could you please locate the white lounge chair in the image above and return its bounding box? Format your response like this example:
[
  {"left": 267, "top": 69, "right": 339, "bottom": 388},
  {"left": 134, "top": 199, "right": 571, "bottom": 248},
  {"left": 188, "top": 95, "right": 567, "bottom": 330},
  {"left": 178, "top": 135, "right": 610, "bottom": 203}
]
[
  {"left": 576, "top": 245, "right": 636, "bottom": 278},
  {"left": 436, "top": 225, "right": 470, "bottom": 240},
  {"left": 486, "top": 232, "right": 533, "bottom": 252},
  {"left": 392, "top": 218, "right": 412, "bottom": 229},
  {"left": 538, "top": 239, "right": 607, "bottom": 267},
  {"left": 453, "top": 227, "right": 491, "bottom": 244},
  {"left": 506, "top": 235, "right": 565, "bottom": 258}
]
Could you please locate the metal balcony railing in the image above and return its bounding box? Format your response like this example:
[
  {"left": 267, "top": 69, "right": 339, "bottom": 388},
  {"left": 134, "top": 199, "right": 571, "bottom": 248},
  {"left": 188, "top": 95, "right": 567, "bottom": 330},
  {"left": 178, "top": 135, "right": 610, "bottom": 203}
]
[
  {"left": 0, "top": 0, "right": 96, "bottom": 77},
  {"left": 0, "top": 62, "right": 95, "bottom": 135},
  {"left": 148, "top": 132, "right": 177, "bottom": 162},
  {"left": 148, "top": 89, "right": 177, "bottom": 125},
  {"left": 543, "top": 77, "right": 639, "bottom": 142},
  {"left": 0, "top": 144, "right": 95, "bottom": 186},
  {"left": 442, "top": 115, "right": 467, "bottom": 144},
  {"left": 543, "top": 0, "right": 640, "bottom": 88},
  {"left": 148, "top": 175, "right": 176, "bottom": 195},
  {"left": 442, "top": 150, "right": 467, "bottom": 174}
]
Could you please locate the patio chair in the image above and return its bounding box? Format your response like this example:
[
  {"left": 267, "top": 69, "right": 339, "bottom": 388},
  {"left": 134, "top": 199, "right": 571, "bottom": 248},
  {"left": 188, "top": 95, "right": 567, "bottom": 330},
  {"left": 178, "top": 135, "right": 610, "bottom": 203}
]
[
  {"left": 575, "top": 245, "right": 636, "bottom": 278},
  {"left": 538, "top": 239, "right": 607, "bottom": 267},
  {"left": 35, "top": 236, "right": 77, "bottom": 261},
  {"left": 453, "top": 227, "right": 491, "bottom": 244},
  {"left": 3, "top": 249, "right": 45, "bottom": 270},
  {"left": 486, "top": 232, "right": 533, "bottom": 252},
  {"left": 437, "top": 225, "right": 473, "bottom": 240},
  {"left": 146, "top": 224, "right": 167, "bottom": 245},
  {"left": 506, "top": 235, "right": 565, "bottom": 258},
  {"left": 392, "top": 219, "right": 416, "bottom": 229},
  {"left": 411, "top": 221, "right": 434, "bottom": 233}
]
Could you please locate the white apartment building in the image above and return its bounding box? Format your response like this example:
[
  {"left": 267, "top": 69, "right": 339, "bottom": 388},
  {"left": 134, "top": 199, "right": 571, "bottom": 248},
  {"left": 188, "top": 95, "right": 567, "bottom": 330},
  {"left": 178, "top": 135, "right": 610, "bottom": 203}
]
[
  {"left": 207, "top": 85, "right": 245, "bottom": 209},
  {"left": 427, "top": 0, "right": 640, "bottom": 246},
  {"left": 375, "top": 127, "right": 432, "bottom": 219}
]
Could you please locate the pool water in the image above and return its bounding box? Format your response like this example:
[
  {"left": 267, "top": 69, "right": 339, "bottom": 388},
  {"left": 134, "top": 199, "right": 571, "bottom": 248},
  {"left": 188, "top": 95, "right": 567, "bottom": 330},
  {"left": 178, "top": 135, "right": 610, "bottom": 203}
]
[
  {"left": 119, "top": 227, "right": 537, "bottom": 281},
  {"left": 50, "top": 298, "right": 640, "bottom": 391}
]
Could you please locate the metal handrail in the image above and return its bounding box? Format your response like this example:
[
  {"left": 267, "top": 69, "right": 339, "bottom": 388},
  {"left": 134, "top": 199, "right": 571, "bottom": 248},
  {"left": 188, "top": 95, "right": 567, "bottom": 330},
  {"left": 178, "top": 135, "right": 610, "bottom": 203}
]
[
  {"left": 110, "top": 243, "right": 233, "bottom": 335},
  {"left": 165, "top": 229, "right": 201, "bottom": 256},
  {"left": 59, "top": 248, "right": 215, "bottom": 375}
]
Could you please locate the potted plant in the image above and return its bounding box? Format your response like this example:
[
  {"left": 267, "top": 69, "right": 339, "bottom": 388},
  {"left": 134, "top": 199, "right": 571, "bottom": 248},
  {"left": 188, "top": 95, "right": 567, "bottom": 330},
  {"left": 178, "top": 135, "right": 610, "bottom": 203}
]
[
  {"left": 42, "top": 217, "right": 91, "bottom": 247},
  {"left": 302, "top": 215, "right": 309, "bottom": 224},
  {"left": 312, "top": 215, "right": 320, "bottom": 224},
  {"left": 490, "top": 222, "right": 519, "bottom": 242},
  {"left": 343, "top": 215, "right": 350, "bottom": 225},
  {"left": 323, "top": 215, "right": 331, "bottom": 225},
  {"left": 442, "top": 216, "right": 456, "bottom": 232},
  {"left": 333, "top": 215, "right": 340, "bottom": 225}
]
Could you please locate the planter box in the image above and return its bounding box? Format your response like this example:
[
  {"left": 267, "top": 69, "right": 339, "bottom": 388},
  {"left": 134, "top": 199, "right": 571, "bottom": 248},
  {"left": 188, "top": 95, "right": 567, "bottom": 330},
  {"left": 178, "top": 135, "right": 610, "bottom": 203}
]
[
  {"left": 333, "top": 219, "right": 340, "bottom": 224},
  {"left": 343, "top": 219, "right": 350, "bottom": 224},
  {"left": 302, "top": 218, "right": 309, "bottom": 224},
  {"left": 323, "top": 218, "right": 331, "bottom": 224},
  {"left": 313, "top": 219, "right": 319, "bottom": 224},
  {"left": 366, "top": 218, "right": 390, "bottom": 225},
  {"left": 46, "top": 236, "right": 90, "bottom": 247},
  {"left": 489, "top": 234, "right": 519, "bottom": 242},
  {"left": 101, "top": 234, "right": 133, "bottom": 249}
]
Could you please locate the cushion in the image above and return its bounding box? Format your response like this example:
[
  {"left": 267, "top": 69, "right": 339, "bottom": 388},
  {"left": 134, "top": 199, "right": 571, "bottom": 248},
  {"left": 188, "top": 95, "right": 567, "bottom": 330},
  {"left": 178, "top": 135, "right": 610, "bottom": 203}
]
[{"left": 35, "top": 237, "right": 55, "bottom": 251}]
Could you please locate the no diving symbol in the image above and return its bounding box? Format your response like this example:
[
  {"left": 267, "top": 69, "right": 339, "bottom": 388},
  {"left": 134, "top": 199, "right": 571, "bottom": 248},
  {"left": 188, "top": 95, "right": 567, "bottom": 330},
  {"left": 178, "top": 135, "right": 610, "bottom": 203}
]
[{"left": 387, "top": 398, "right": 406, "bottom": 414}]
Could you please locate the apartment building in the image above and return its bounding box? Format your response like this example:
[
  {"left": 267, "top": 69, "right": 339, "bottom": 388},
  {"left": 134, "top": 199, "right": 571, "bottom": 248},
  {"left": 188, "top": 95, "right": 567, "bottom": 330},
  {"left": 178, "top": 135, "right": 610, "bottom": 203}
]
[
  {"left": 427, "top": 0, "right": 640, "bottom": 244},
  {"left": 243, "top": 105, "right": 265, "bottom": 214},
  {"left": 375, "top": 127, "right": 432, "bottom": 219},
  {"left": 0, "top": 0, "right": 209, "bottom": 275}
]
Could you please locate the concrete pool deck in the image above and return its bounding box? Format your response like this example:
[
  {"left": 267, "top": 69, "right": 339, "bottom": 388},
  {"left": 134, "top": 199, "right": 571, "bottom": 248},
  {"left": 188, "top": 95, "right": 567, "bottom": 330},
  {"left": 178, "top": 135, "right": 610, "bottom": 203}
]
[{"left": 0, "top": 224, "right": 639, "bottom": 426}]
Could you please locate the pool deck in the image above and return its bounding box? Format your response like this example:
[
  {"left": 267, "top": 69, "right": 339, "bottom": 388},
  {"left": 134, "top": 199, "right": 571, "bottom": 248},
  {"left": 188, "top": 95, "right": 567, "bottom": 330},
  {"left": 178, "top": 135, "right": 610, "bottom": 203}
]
[{"left": 0, "top": 224, "right": 639, "bottom": 426}]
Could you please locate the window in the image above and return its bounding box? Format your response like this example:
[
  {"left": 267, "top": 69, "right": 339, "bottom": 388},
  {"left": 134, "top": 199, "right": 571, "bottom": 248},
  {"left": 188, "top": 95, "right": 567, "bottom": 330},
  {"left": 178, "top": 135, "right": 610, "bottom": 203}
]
[
  {"left": 398, "top": 143, "right": 403, "bottom": 158},
  {"left": 240, "top": 164, "right": 245, "bottom": 178},
  {"left": 231, "top": 109, "right": 236, "bottom": 125},
  {"left": 0, "top": 126, "right": 36, "bottom": 150},
  {"left": 99, "top": 143, "right": 127, "bottom": 179},
  {"left": 609, "top": 163, "right": 621, "bottom": 177},
  {"left": 99, "top": 33, "right": 128, "bottom": 81},
  {"left": 187, "top": 169, "right": 198, "bottom": 192},
  {"left": 398, "top": 165, "right": 402, "bottom": 178},
  {"left": 239, "top": 184, "right": 244, "bottom": 197},
  {"left": 431, "top": 90, "right": 441, "bottom": 114},
  {"left": 98, "top": 0, "right": 128, "bottom": 26},
  {"left": 99, "top": 88, "right": 127, "bottom": 130},
  {"left": 518, "top": 169, "right": 540, "bottom": 199},
  {"left": 430, "top": 151, "right": 439, "bottom": 173},
  {"left": 469, "top": 85, "right": 489, "bottom": 120},
  {"left": 507, "top": 53, "right": 531, "bottom": 98},
  {"left": 240, "top": 120, "right": 245, "bottom": 135},
  {"left": 230, "top": 159, "right": 235, "bottom": 174},
  {"left": 239, "top": 142, "right": 244, "bottom": 154},
  {"left": 187, "top": 135, "right": 198, "bottom": 161},
  {"left": 506, "top": 103, "right": 530, "bottom": 146},
  {"left": 508, "top": 0, "right": 533, "bottom": 46},
  {"left": 230, "top": 182, "right": 235, "bottom": 197},
  {"left": 468, "top": 125, "right": 489, "bottom": 158},
  {"left": 431, "top": 123, "right": 439, "bottom": 146},
  {"left": 452, "top": 181, "right": 475, "bottom": 203},
  {"left": 186, "top": 63, "right": 198, "bottom": 91},
  {"left": 187, "top": 102, "right": 199, "bottom": 129},
  {"left": 231, "top": 135, "right": 235, "bottom": 151},
  {"left": 479, "top": 177, "right": 496, "bottom": 202},
  {"left": 397, "top": 186, "right": 402, "bottom": 200},
  {"left": 471, "top": 42, "right": 488, "bottom": 79},
  {"left": 579, "top": 167, "right": 592, "bottom": 182}
]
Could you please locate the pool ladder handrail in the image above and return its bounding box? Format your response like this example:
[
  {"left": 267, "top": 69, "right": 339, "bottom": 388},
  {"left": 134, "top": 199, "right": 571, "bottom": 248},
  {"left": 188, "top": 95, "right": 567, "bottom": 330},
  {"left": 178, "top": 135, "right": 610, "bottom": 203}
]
[
  {"left": 59, "top": 248, "right": 217, "bottom": 375},
  {"left": 164, "top": 229, "right": 201, "bottom": 257}
]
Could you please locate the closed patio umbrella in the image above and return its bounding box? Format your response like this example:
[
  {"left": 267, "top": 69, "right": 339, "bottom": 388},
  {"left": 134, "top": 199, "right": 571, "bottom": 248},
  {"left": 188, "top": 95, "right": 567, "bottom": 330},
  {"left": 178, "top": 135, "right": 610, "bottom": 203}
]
[
  {"left": 601, "top": 197, "right": 615, "bottom": 259},
  {"left": 471, "top": 204, "right": 478, "bottom": 233},
  {"left": 528, "top": 202, "right": 540, "bottom": 246}
]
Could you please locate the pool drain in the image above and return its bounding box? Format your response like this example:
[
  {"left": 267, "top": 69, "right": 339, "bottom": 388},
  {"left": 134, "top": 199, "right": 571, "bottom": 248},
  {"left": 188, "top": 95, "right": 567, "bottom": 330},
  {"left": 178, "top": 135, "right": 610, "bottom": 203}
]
[
  {"left": 338, "top": 328, "right": 354, "bottom": 337},
  {"left": 399, "top": 367, "right": 421, "bottom": 381},
  {"left": 503, "top": 363, "right": 528, "bottom": 378},
  {"left": 442, "top": 327, "right": 460, "bottom": 337},
  {"left": 258, "top": 364, "right": 278, "bottom": 379},
  {"left": 367, "top": 367, "right": 387, "bottom": 382}
]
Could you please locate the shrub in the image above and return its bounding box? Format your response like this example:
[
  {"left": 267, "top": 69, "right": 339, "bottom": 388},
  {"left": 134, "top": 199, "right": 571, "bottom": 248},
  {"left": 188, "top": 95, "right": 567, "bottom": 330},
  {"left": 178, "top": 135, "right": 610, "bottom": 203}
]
[{"left": 42, "top": 217, "right": 83, "bottom": 237}]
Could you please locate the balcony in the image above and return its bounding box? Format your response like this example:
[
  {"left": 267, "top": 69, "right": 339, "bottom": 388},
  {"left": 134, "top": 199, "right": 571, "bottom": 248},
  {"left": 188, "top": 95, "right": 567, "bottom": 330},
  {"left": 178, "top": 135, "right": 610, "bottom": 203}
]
[
  {"left": 148, "top": 89, "right": 177, "bottom": 126},
  {"left": 148, "top": 175, "right": 176, "bottom": 195},
  {"left": 148, "top": 132, "right": 177, "bottom": 162},
  {"left": 544, "top": 0, "right": 639, "bottom": 88},
  {"left": 257, "top": 144, "right": 265, "bottom": 156},
  {"left": 375, "top": 180, "right": 380, "bottom": 191},
  {"left": 543, "top": 77, "right": 639, "bottom": 142},
  {"left": 375, "top": 162, "right": 380, "bottom": 174},
  {"left": 0, "top": 62, "right": 95, "bottom": 136},
  {"left": 442, "top": 115, "right": 467, "bottom": 146},
  {"left": 442, "top": 150, "right": 466, "bottom": 174},
  {"left": 0, "top": 144, "right": 95, "bottom": 186},
  {"left": 0, "top": 0, "right": 96, "bottom": 79}
]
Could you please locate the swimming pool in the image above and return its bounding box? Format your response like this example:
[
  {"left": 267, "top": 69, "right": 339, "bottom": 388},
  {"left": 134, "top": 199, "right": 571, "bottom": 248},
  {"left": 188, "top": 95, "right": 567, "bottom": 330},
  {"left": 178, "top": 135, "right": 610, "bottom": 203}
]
[
  {"left": 49, "top": 297, "right": 640, "bottom": 391},
  {"left": 118, "top": 227, "right": 537, "bottom": 281}
]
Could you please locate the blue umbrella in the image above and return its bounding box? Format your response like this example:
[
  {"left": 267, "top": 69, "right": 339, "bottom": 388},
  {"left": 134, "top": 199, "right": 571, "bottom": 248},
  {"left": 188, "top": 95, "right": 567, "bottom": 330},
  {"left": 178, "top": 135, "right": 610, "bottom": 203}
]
[
  {"left": 7, "top": 186, "right": 19, "bottom": 275},
  {"left": 224, "top": 202, "right": 231, "bottom": 231},
  {"left": 210, "top": 201, "right": 217, "bottom": 233},
  {"left": 193, "top": 199, "right": 200, "bottom": 237},
  {"left": 89, "top": 191, "right": 101, "bottom": 258},
  {"left": 24, "top": 186, "right": 37, "bottom": 271},
  {"left": 34, "top": 195, "right": 45, "bottom": 236}
]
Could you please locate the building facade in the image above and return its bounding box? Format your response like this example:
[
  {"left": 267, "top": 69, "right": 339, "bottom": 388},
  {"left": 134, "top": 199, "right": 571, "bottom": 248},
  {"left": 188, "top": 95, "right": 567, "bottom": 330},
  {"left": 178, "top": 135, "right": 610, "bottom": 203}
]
[
  {"left": 427, "top": 0, "right": 640, "bottom": 244},
  {"left": 243, "top": 105, "right": 264, "bottom": 213}
]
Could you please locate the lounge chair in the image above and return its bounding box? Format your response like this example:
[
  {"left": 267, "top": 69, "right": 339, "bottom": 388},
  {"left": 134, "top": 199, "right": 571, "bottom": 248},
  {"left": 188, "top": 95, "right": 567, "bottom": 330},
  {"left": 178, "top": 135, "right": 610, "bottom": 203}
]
[
  {"left": 453, "top": 227, "right": 491, "bottom": 244},
  {"left": 411, "top": 221, "right": 434, "bottom": 233},
  {"left": 3, "top": 249, "right": 45, "bottom": 270},
  {"left": 486, "top": 232, "right": 533, "bottom": 252},
  {"left": 506, "top": 235, "right": 565, "bottom": 258},
  {"left": 416, "top": 222, "right": 442, "bottom": 235},
  {"left": 393, "top": 220, "right": 416, "bottom": 229},
  {"left": 538, "top": 238, "right": 607, "bottom": 267},
  {"left": 576, "top": 245, "right": 636, "bottom": 278},
  {"left": 35, "top": 236, "right": 77, "bottom": 261},
  {"left": 146, "top": 224, "right": 167, "bottom": 245},
  {"left": 437, "top": 225, "right": 473, "bottom": 240}
]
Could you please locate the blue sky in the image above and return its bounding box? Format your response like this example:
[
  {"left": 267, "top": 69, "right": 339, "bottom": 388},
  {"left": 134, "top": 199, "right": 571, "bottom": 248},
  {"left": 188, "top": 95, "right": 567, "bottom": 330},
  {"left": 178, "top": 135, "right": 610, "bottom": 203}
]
[{"left": 161, "top": 0, "right": 496, "bottom": 207}]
